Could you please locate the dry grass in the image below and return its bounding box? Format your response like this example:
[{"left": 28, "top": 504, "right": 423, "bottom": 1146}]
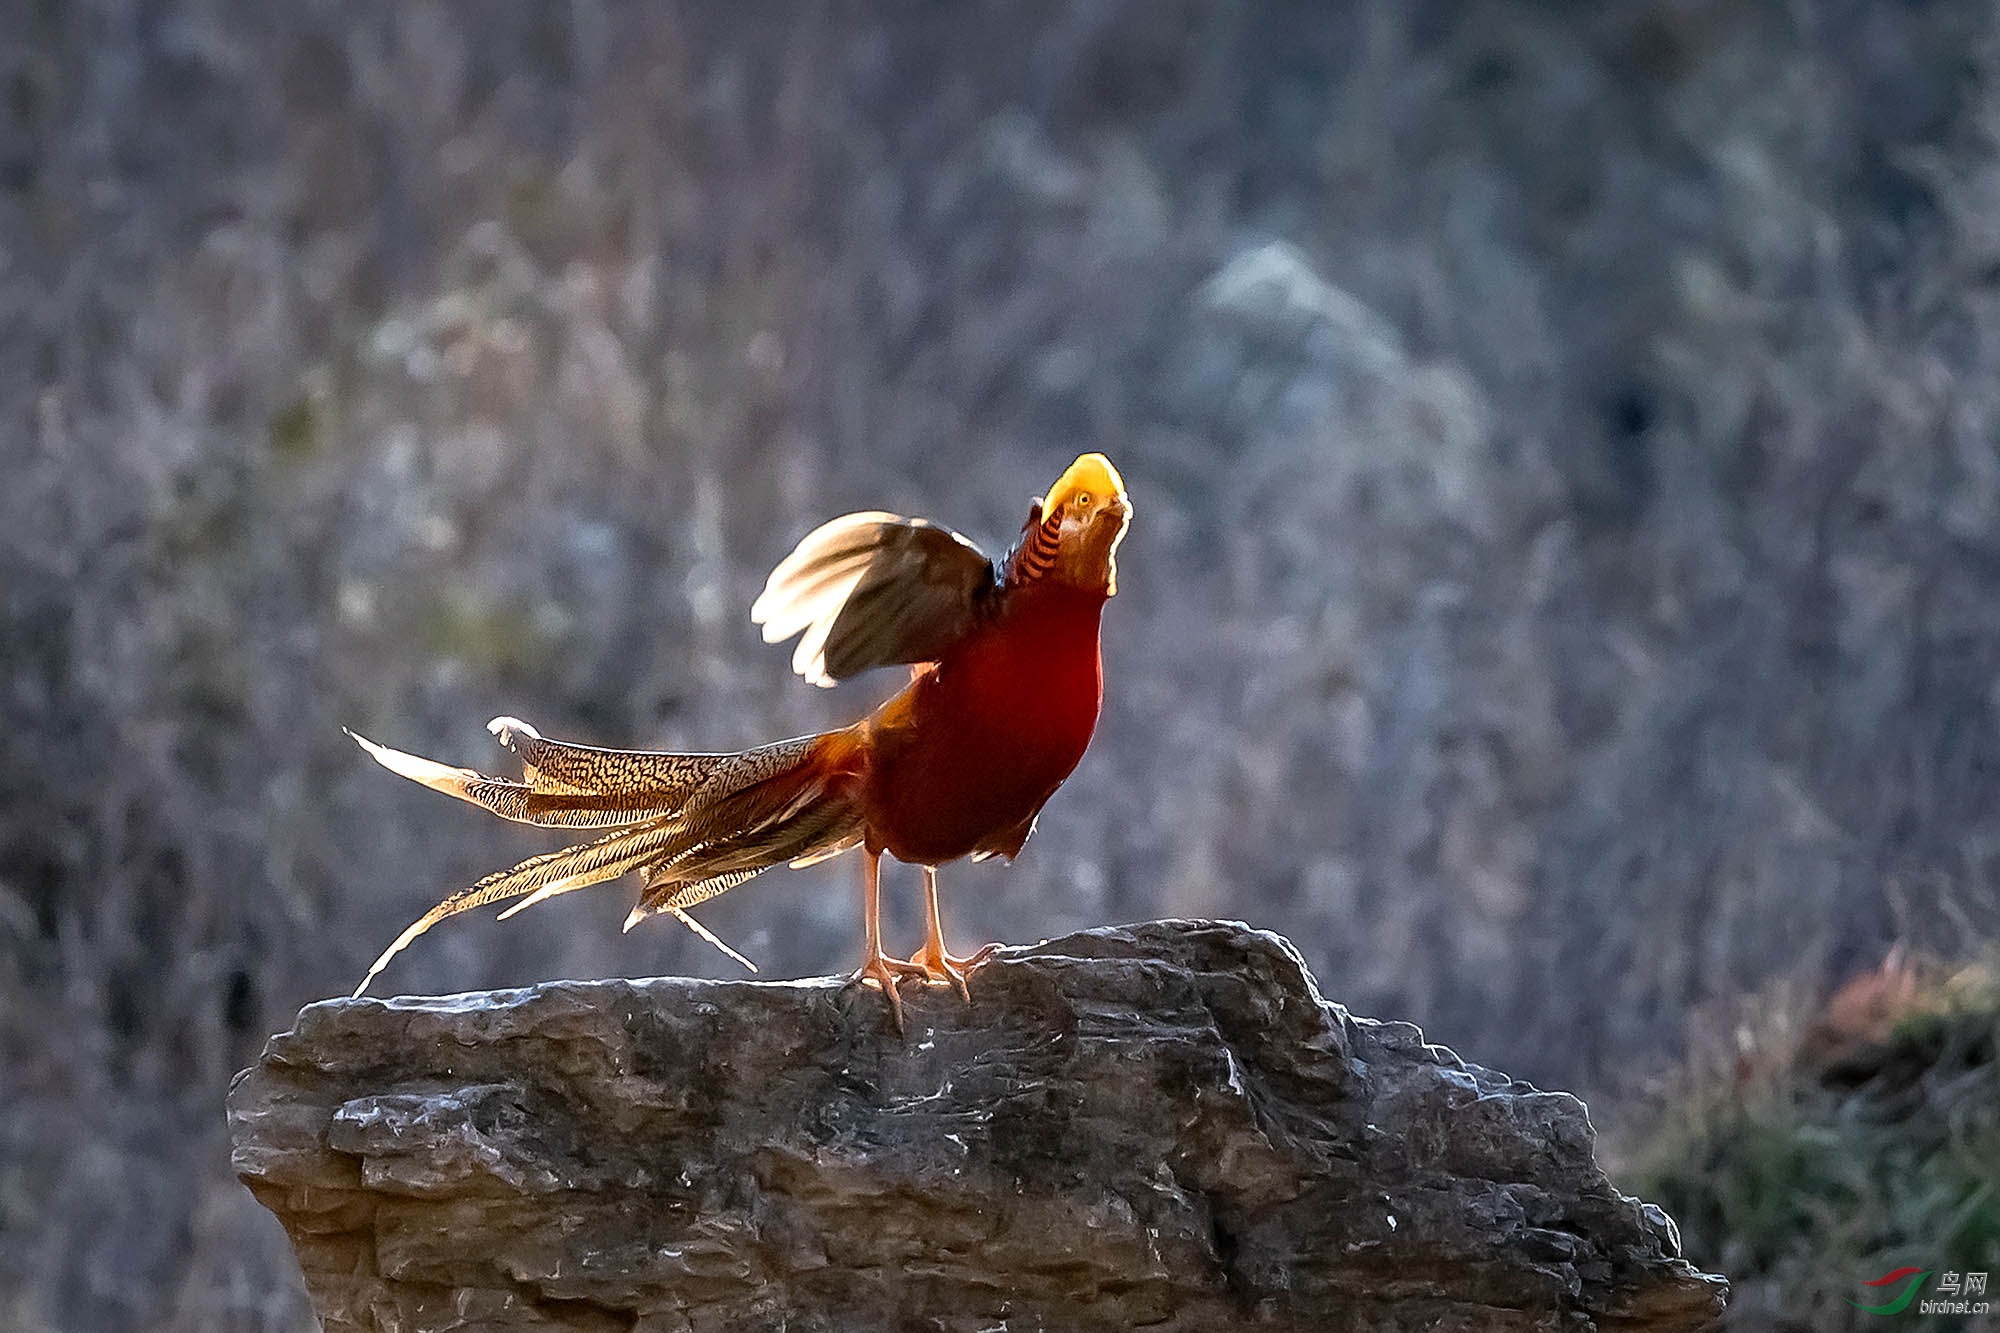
[{"left": 1607, "top": 949, "right": 2000, "bottom": 1330}]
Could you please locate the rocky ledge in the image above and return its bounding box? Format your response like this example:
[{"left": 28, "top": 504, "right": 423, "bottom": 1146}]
[{"left": 228, "top": 920, "right": 1726, "bottom": 1331}]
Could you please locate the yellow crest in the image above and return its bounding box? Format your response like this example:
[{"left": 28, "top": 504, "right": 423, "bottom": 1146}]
[{"left": 1043, "top": 452, "right": 1127, "bottom": 512}]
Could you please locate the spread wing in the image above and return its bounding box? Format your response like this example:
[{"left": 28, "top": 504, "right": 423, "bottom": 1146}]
[{"left": 750, "top": 511, "right": 999, "bottom": 686}]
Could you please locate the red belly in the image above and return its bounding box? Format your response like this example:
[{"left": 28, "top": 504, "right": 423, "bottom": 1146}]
[{"left": 860, "top": 587, "right": 1105, "bottom": 865}]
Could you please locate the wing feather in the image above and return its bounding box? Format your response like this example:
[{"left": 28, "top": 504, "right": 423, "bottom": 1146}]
[{"left": 752, "top": 512, "right": 998, "bottom": 685}]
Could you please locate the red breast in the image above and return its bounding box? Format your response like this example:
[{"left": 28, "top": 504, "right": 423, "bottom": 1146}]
[{"left": 858, "top": 583, "right": 1106, "bottom": 865}]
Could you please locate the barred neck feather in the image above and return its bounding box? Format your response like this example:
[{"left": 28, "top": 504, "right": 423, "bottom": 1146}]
[{"left": 1005, "top": 505, "right": 1065, "bottom": 588}]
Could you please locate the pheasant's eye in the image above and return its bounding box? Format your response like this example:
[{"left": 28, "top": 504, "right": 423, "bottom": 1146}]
[{"left": 1074, "top": 492, "right": 1092, "bottom": 508}]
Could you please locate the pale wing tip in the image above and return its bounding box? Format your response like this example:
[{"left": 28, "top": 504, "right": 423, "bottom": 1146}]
[
  {"left": 792, "top": 611, "right": 841, "bottom": 687},
  {"left": 754, "top": 510, "right": 900, "bottom": 629},
  {"left": 793, "top": 648, "right": 837, "bottom": 688},
  {"left": 754, "top": 591, "right": 833, "bottom": 646},
  {"left": 622, "top": 904, "right": 648, "bottom": 933}
]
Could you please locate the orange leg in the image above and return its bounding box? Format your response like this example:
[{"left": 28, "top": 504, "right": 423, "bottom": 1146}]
[
  {"left": 908, "top": 866, "right": 996, "bottom": 1003},
  {"left": 851, "top": 848, "right": 927, "bottom": 1031}
]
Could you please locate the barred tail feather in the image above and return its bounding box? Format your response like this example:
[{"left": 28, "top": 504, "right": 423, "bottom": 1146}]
[
  {"left": 484, "top": 716, "right": 824, "bottom": 811},
  {"left": 345, "top": 727, "right": 691, "bottom": 828},
  {"left": 351, "top": 817, "right": 682, "bottom": 996},
  {"left": 349, "top": 723, "right": 865, "bottom": 997},
  {"left": 490, "top": 818, "right": 698, "bottom": 919},
  {"left": 625, "top": 797, "right": 865, "bottom": 929},
  {"left": 345, "top": 720, "right": 825, "bottom": 829}
]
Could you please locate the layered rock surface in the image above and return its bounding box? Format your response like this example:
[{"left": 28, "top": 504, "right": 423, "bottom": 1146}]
[{"left": 228, "top": 920, "right": 1726, "bottom": 1330}]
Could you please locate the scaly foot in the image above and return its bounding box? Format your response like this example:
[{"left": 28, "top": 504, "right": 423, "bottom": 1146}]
[
  {"left": 851, "top": 951, "right": 931, "bottom": 1032},
  {"left": 907, "top": 940, "right": 971, "bottom": 1003},
  {"left": 906, "top": 941, "right": 1002, "bottom": 1003}
]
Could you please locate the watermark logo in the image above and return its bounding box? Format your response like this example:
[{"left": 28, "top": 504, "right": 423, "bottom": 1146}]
[{"left": 1848, "top": 1267, "right": 1990, "bottom": 1317}]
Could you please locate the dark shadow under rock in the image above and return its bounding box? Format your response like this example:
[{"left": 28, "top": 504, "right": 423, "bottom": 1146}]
[{"left": 228, "top": 920, "right": 1727, "bottom": 1330}]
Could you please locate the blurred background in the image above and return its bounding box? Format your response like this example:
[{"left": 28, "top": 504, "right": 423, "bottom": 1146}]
[{"left": 3, "top": 1, "right": 1998, "bottom": 1328}]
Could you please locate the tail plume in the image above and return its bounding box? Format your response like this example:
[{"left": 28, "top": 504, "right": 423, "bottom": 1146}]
[{"left": 348, "top": 720, "right": 863, "bottom": 996}]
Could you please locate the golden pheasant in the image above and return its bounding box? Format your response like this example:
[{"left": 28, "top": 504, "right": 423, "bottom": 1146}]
[{"left": 348, "top": 453, "right": 1130, "bottom": 1025}]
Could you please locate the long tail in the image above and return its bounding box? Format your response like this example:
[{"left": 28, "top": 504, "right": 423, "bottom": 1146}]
[{"left": 348, "top": 718, "right": 865, "bottom": 996}]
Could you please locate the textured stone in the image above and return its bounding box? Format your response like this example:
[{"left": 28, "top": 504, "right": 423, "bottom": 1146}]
[{"left": 228, "top": 920, "right": 1726, "bottom": 1330}]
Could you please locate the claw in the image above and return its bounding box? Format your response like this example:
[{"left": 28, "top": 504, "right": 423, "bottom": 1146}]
[
  {"left": 907, "top": 943, "right": 969, "bottom": 1003},
  {"left": 851, "top": 951, "right": 929, "bottom": 1032},
  {"left": 907, "top": 941, "right": 991, "bottom": 1003}
]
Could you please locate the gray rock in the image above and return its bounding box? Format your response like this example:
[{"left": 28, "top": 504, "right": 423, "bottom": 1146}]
[{"left": 228, "top": 920, "right": 1726, "bottom": 1331}]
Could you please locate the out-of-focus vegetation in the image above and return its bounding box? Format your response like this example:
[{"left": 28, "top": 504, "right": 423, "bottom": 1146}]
[
  {"left": 4, "top": 0, "right": 2000, "bottom": 1326},
  {"left": 1612, "top": 950, "right": 2000, "bottom": 1330}
]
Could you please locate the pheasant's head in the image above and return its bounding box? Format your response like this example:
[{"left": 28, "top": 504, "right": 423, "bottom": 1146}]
[{"left": 1027, "top": 452, "right": 1131, "bottom": 595}]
